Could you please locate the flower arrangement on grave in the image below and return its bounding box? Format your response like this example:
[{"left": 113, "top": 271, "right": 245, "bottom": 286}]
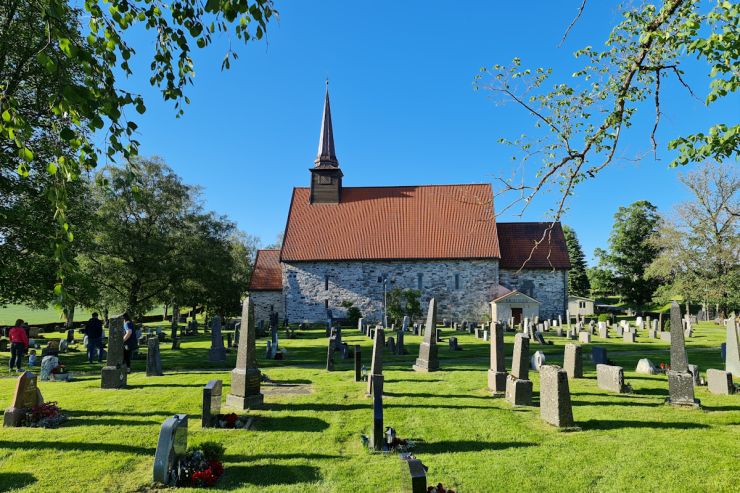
[
  {"left": 24, "top": 401, "right": 68, "bottom": 428},
  {"left": 427, "top": 483, "right": 456, "bottom": 493},
  {"left": 214, "top": 412, "right": 250, "bottom": 429},
  {"left": 175, "top": 442, "right": 225, "bottom": 487}
]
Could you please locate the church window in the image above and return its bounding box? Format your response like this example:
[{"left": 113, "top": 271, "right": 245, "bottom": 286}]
[
  {"left": 454, "top": 274, "right": 460, "bottom": 290},
  {"left": 417, "top": 273, "right": 423, "bottom": 290},
  {"left": 325, "top": 275, "right": 329, "bottom": 290}
]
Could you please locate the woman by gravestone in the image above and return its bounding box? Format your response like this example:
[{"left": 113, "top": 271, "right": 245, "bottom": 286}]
[
  {"left": 8, "top": 319, "right": 29, "bottom": 372},
  {"left": 122, "top": 313, "right": 138, "bottom": 373}
]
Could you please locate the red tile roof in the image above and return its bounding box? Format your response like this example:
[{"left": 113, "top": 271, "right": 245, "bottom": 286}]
[
  {"left": 281, "top": 184, "right": 500, "bottom": 261},
  {"left": 249, "top": 249, "right": 283, "bottom": 291},
  {"left": 496, "top": 222, "right": 571, "bottom": 270}
]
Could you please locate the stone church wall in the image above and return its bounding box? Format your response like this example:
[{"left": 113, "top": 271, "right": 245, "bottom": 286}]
[
  {"left": 498, "top": 269, "right": 568, "bottom": 319},
  {"left": 248, "top": 290, "right": 284, "bottom": 325},
  {"left": 282, "top": 259, "right": 500, "bottom": 323}
]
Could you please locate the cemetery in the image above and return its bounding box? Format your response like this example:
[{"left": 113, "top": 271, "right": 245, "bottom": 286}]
[{"left": 0, "top": 302, "right": 738, "bottom": 492}]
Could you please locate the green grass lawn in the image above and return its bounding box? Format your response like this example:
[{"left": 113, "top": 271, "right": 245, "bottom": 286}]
[
  {"left": 0, "top": 305, "right": 167, "bottom": 326},
  {"left": 0, "top": 321, "right": 738, "bottom": 493}
]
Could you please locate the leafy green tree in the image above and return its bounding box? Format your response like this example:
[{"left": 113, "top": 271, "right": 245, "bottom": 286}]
[
  {"left": 0, "top": 0, "right": 276, "bottom": 303},
  {"left": 386, "top": 288, "right": 422, "bottom": 325},
  {"left": 646, "top": 162, "right": 739, "bottom": 317},
  {"left": 476, "top": 1, "right": 739, "bottom": 218},
  {"left": 562, "top": 225, "right": 591, "bottom": 297},
  {"left": 600, "top": 201, "right": 662, "bottom": 306}
]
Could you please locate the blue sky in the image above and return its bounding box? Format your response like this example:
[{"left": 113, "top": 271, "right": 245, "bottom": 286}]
[{"left": 120, "top": 1, "right": 737, "bottom": 264}]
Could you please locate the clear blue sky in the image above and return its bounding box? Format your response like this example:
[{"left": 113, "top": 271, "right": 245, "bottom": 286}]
[{"left": 121, "top": 1, "right": 737, "bottom": 265}]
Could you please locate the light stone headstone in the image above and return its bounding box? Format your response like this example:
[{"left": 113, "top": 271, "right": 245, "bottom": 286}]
[
  {"left": 530, "top": 350, "right": 546, "bottom": 371},
  {"left": 563, "top": 344, "right": 583, "bottom": 379},
  {"left": 153, "top": 414, "right": 188, "bottom": 485},
  {"left": 578, "top": 332, "right": 591, "bottom": 344},
  {"left": 596, "top": 364, "right": 631, "bottom": 394},
  {"left": 3, "top": 371, "right": 44, "bottom": 427},
  {"left": 413, "top": 298, "right": 439, "bottom": 372},
  {"left": 226, "top": 297, "right": 263, "bottom": 410},
  {"left": 635, "top": 358, "right": 657, "bottom": 375},
  {"left": 706, "top": 369, "right": 734, "bottom": 395},
  {"left": 539, "top": 365, "right": 575, "bottom": 428},
  {"left": 725, "top": 316, "right": 740, "bottom": 378}
]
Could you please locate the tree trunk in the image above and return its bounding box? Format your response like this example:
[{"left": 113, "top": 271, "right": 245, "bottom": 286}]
[
  {"left": 64, "top": 305, "right": 75, "bottom": 328},
  {"left": 163, "top": 304, "right": 169, "bottom": 321}
]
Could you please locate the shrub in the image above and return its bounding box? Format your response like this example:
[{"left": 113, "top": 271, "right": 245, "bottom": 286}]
[
  {"left": 194, "top": 441, "right": 225, "bottom": 462},
  {"left": 597, "top": 314, "right": 609, "bottom": 322},
  {"left": 341, "top": 301, "right": 362, "bottom": 327}
]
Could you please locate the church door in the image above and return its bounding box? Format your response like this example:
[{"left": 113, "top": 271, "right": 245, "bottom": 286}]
[{"left": 511, "top": 307, "right": 523, "bottom": 326}]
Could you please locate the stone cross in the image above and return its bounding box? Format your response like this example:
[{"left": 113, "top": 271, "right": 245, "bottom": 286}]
[
  {"left": 153, "top": 414, "right": 188, "bottom": 485},
  {"left": 667, "top": 302, "right": 700, "bottom": 407},
  {"left": 368, "top": 328, "right": 385, "bottom": 395},
  {"left": 563, "top": 344, "right": 583, "bottom": 379},
  {"left": 371, "top": 374, "right": 384, "bottom": 451},
  {"left": 201, "top": 380, "right": 222, "bottom": 428},
  {"left": 539, "top": 365, "right": 575, "bottom": 428},
  {"left": 413, "top": 298, "right": 439, "bottom": 372},
  {"left": 3, "top": 371, "right": 44, "bottom": 427},
  {"left": 725, "top": 316, "right": 740, "bottom": 377},
  {"left": 488, "top": 322, "right": 506, "bottom": 396},
  {"left": 146, "top": 336, "right": 163, "bottom": 376},
  {"left": 208, "top": 315, "right": 226, "bottom": 363},
  {"left": 226, "top": 297, "right": 263, "bottom": 409},
  {"left": 101, "top": 315, "right": 127, "bottom": 389}
]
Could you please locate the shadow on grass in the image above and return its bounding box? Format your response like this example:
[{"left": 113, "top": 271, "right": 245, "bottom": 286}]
[
  {"left": 385, "top": 378, "right": 443, "bottom": 383},
  {"left": 579, "top": 420, "right": 710, "bottom": 431},
  {"left": 267, "top": 379, "right": 313, "bottom": 385},
  {"left": 252, "top": 416, "right": 329, "bottom": 432},
  {"left": 0, "top": 472, "right": 36, "bottom": 492},
  {"left": 222, "top": 464, "right": 321, "bottom": 488},
  {"left": 416, "top": 441, "right": 536, "bottom": 454},
  {"left": 225, "top": 453, "right": 340, "bottom": 462},
  {"left": 383, "top": 391, "right": 490, "bottom": 400},
  {"left": 570, "top": 400, "right": 659, "bottom": 408},
  {"left": 64, "top": 417, "right": 163, "bottom": 427},
  {"left": 65, "top": 409, "right": 179, "bottom": 418},
  {"left": 0, "top": 440, "right": 154, "bottom": 455},
  {"left": 126, "top": 383, "right": 205, "bottom": 389},
  {"left": 702, "top": 404, "right": 740, "bottom": 412}
]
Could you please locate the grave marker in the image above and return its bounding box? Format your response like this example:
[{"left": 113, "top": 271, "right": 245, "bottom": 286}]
[
  {"left": 354, "top": 345, "right": 362, "bottom": 382},
  {"left": 101, "top": 315, "right": 127, "bottom": 389},
  {"left": 371, "top": 375, "right": 384, "bottom": 451},
  {"left": 505, "top": 334, "right": 532, "bottom": 406},
  {"left": 153, "top": 414, "right": 188, "bottom": 485},
  {"left": 563, "top": 344, "right": 583, "bottom": 379},
  {"left": 226, "top": 297, "right": 264, "bottom": 409},
  {"left": 539, "top": 365, "right": 575, "bottom": 428},
  {"left": 488, "top": 322, "right": 507, "bottom": 396},
  {"left": 3, "top": 371, "right": 44, "bottom": 427},
  {"left": 726, "top": 316, "right": 740, "bottom": 377},
  {"left": 706, "top": 369, "right": 734, "bottom": 395},
  {"left": 368, "top": 328, "right": 384, "bottom": 395},
  {"left": 413, "top": 298, "right": 439, "bottom": 372},
  {"left": 596, "top": 364, "right": 631, "bottom": 394},
  {"left": 146, "top": 336, "right": 163, "bottom": 376},
  {"left": 202, "top": 380, "right": 222, "bottom": 428},
  {"left": 208, "top": 315, "right": 226, "bottom": 363},
  {"left": 667, "top": 302, "right": 700, "bottom": 407}
]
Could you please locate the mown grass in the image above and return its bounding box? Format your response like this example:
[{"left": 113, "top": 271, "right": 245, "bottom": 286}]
[
  {"left": 0, "top": 321, "right": 737, "bottom": 493},
  {"left": 0, "top": 305, "right": 166, "bottom": 326}
]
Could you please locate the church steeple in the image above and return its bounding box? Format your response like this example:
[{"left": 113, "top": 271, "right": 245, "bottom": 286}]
[
  {"left": 315, "top": 81, "right": 339, "bottom": 167},
  {"left": 309, "top": 81, "right": 343, "bottom": 204}
]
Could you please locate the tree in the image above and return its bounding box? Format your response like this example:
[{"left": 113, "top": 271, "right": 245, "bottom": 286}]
[
  {"left": 600, "top": 201, "right": 662, "bottom": 306},
  {"left": 476, "top": 1, "right": 739, "bottom": 221},
  {"left": 562, "top": 225, "right": 591, "bottom": 297},
  {"left": 646, "top": 162, "right": 739, "bottom": 317},
  {"left": 0, "top": 0, "right": 276, "bottom": 303},
  {"left": 386, "top": 288, "right": 423, "bottom": 325}
]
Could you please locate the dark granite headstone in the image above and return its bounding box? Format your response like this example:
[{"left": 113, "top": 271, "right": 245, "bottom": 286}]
[
  {"left": 667, "top": 302, "right": 700, "bottom": 407},
  {"left": 326, "top": 339, "right": 335, "bottom": 371},
  {"left": 413, "top": 298, "right": 439, "bottom": 372},
  {"left": 396, "top": 330, "right": 406, "bottom": 355},
  {"left": 354, "top": 345, "right": 362, "bottom": 382},
  {"left": 404, "top": 458, "right": 427, "bottom": 493},
  {"left": 368, "top": 328, "right": 385, "bottom": 395},
  {"left": 201, "top": 380, "right": 222, "bottom": 428},
  {"left": 591, "top": 346, "right": 608, "bottom": 365},
  {"left": 506, "top": 334, "right": 532, "bottom": 406},
  {"left": 208, "top": 315, "right": 226, "bottom": 363},
  {"left": 146, "top": 336, "right": 163, "bottom": 376},
  {"left": 226, "top": 297, "right": 263, "bottom": 409},
  {"left": 371, "top": 375, "right": 384, "bottom": 451},
  {"left": 101, "top": 315, "right": 127, "bottom": 389},
  {"left": 153, "top": 414, "right": 188, "bottom": 485}
]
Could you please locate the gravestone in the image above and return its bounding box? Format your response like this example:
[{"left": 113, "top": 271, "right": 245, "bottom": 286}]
[
  {"left": 101, "top": 315, "right": 127, "bottom": 389},
  {"left": 530, "top": 351, "right": 546, "bottom": 371},
  {"left": 623, "top": 332, "right": 636, "bottom": 343},
  {"left": 666, "top": 302, "right": 700, "bottom": 407},
  {"left": 597, "top": 322, "right": 608, "bottom": 339},
  {"left": 660, "top": 332, "right": 671, "bottom": 343},
  {"left": 66, "top": 328, "right": 74, "bottom": 343},
  {"left": 3, "top": 371, "right": 44, "bottom": 427},
  {"left": 208, "top": 315, "right": 226, "bottom": 363},
  {"left": 688, "top": 364, "right": 701, "bottom": 386},
  {"left": 367, "top": 328, "right": 385, "bottom": 395},
  {"left": 358, "top": 317, "right": 364, "bottom": 334},
  {"left": 448, "top": 336, "right": 459, "bottom": 351},
  {"left": 539, "top": 365, "right": 575, "bottom": 428},
  {"left": 726, "top": 316, "right": 740, "bottom": 377},
  {"left": 201, "top": 380, "right": 222, "bottom": 428},
  {"left": 146, "top": 336, "right": 163, "bottom": 376},
  {"left": 488, "top": 322, "right": 507, "bottom": 396},
  {"left": 413, "top": 298, "right": 439, "bottom": 372},
  {"left": 326, "top": 339, "right": 335, "bottom": 371},
  {"left": 706, "top": 369, "right": 734, "bottom": 395},
  {"left": 635, "top": 358, "right": 657, "bottom": 375},
  {"left": 404, "top": 458, "right": 427, "bottom": 493},
  {"left": 226, "top": 297, "right": 264, "bottom": 409},
  {"left": 387, "top": 337, "right": 396, "bottom": 355},
  {"left": 153, "top": 414, "right": 188, "bottom": 485},
  {"left": 396, "top": 330, "right": 407, "bottom": 355},
  {"left": 170, "top": 305, "right": 180, "bottom": 345},
  {"left": 402, "top": 315, "right": 410, "bottom": 332},
  {"left": 563, "top": 344, "right": 583, "bottom": 379},
  {"left": 596, "top": 364, "right": 631, "bottom": 394},
  {"left": 578, "top": 332, "right": 591, "bottom": 344},
  {"left": 505, "top": 334, "right": 532, "bottom": 406},
  {"left": 483, "top": 329, "right": 489, "bottom": 341},
  {"left": 354, "top": 345, "right": 362, "bottom": 382},
  {"left": 615, "top": 324, "right": 624, "bottom": 337},
  {"left": 371, "top": 375, "right": 384, "bottom": 451}
]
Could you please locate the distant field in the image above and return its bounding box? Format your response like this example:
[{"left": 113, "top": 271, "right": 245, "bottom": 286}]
[{"left": 0, "top": 304, "right": 164, "bottom": 325}]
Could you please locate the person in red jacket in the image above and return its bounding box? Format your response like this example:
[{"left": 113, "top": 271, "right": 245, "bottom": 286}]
[{"left": 8, "top": 319, "right": 29, "bottom": 372}]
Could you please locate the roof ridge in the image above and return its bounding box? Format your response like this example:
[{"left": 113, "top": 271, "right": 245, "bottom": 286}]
[{"left": 294, "top": 183, "right": 492, "bottom": 190}]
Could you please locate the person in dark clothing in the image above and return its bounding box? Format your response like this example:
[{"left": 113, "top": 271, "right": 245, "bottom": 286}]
[
  {"left": 8, "top": 319, "right": 29, "bottom": 372},
  {"left": 85, "top": 312, "right": 105, "bottom": 363},
  {"left": 122, "top": 313, "right": 137, "bottom": 372}
]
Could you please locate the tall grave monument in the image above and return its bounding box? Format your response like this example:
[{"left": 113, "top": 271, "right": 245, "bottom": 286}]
[
  {"left": 667, "top": 302, "right": 700, "bottom": 408},
  {"left": 367, "top": 328, "right": 384, "bottom": 395},
  {"left": 487, "top": 322, "right": 507, "bottom": 396},
  {"left": 726, "top": 316, "right": 740, "bottom": 377},
  {"left": 413, "top": 298, "right": 439, "bottom": 372},
  {"left": 226, "top": 297, "right": 264, "bottom": 409},
  {"left": 101, "top": 315, "right": 127, "bottom": 389},
  {"left": 505, "top": 333, "right": 532, "bottom": 406}
]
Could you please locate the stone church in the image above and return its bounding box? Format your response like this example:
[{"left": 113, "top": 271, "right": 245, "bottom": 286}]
[{"left": 248, "top": 88, "right": 571, "bottom": 324}]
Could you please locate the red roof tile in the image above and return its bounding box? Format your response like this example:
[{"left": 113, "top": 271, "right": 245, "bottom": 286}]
[
  {"left": 281, "top": 185, "right": 500, "bottom": 261},
  {"left": 496, "top": 222, "right": 571, "bottom": 270},
  {"left": 249, "top": 250, "right": 283, "bottom": 290}
]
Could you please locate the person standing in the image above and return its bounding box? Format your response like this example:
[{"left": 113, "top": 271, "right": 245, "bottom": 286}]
[
  {"left": 8, "top": 319, "right": 29, "bottom": 372},
  {"left": 122, "top": 313, "right": 138, "bottom": 372},
  {"left": 84, "top": 312, "right": 105, "bottom": 363}
]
